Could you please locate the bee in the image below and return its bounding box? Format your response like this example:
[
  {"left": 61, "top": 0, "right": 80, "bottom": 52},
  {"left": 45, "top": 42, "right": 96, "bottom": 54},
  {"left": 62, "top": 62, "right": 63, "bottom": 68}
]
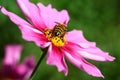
[{"left": 52, "top": 23, "right": 67, "bottom": 38}]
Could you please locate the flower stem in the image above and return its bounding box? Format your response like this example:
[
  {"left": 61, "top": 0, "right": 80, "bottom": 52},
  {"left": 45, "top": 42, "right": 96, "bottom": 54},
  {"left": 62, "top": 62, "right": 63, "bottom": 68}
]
[{"left": 29, "top": 48, "right": 47, "bottom": 80}]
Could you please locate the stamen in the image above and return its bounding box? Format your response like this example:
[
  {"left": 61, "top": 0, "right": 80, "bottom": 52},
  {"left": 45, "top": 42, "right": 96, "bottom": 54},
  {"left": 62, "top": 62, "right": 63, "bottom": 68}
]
[{"left": 44, "top": 23, "right": 67, "bottom": 47}]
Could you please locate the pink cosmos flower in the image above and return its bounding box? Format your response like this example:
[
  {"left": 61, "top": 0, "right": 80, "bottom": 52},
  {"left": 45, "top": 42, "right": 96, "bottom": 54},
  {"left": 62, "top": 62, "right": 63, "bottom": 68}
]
[
  {"left": 0, "top": 45, "right": 35, "bottom": 80},
  {"left": 0, "top": 0, "right": 115, "bottom": 77}
]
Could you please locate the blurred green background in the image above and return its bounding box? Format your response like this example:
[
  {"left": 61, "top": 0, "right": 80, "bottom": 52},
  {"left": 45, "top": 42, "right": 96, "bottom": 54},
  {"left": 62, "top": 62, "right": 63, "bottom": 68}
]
[{"left": 0, "top": 0, "right": 119, "bottom": 80}]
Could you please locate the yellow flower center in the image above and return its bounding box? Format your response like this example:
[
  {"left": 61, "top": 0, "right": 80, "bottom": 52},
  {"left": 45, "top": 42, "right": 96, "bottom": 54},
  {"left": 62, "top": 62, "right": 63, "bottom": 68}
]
[{"left": 45, "top": 23, "right": 67, "bottom": 47}]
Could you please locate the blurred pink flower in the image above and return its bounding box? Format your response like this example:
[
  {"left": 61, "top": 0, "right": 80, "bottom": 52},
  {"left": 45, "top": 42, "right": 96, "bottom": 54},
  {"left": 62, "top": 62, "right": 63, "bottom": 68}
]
[
  {"left": 0, "top": 45, "right": 35, "bottom": 80},
  {"left": 0, "top": 0, "right": 115, "bottom": 77}
]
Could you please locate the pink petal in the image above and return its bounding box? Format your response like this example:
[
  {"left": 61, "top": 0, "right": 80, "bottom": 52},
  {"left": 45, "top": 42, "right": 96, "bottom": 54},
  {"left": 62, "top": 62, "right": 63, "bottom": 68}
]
[
  {"left": 46, "top": 45, "right": 68, "bottom": 75},
  {"left": 1, "top": 7, "right": 49, "bottom": 48},
  {"left": 66, "top": 30, "right": 96, "bottom": 48},
  {"left": 81, "top": 59, "right": 104, "bottom": 78},
  {"left": 1, "top": 7, "right": 30, "bottom": 26},
  {"left": 77, "top": 47, "right": 115, "bottom": 61},
  {"left": 66, "top": 30, "right": 115, "bottom": 62},
  {"left": 16, "top": 0, "right": 47, "bottom": 30},
  {"left": 37, "top": 3, "right": 70, "bottom": 29},
  {"left": 3, "top": 45, "right": 22, "bottom": 66},
  {"left": 18, "top": 23, "right": 50, "bottom": 48},
  {"left": 16, "top": 56, "right": 35, "bottom": 79},
  {"left": 64, "top": 50, "right": 104, "bottom": 77}
]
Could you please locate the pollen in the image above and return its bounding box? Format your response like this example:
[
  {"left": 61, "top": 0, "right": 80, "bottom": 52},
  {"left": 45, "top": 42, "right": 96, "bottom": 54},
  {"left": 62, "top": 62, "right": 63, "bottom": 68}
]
[{"left": 44, "top": 23, "right": 67, "bottom": 47}]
